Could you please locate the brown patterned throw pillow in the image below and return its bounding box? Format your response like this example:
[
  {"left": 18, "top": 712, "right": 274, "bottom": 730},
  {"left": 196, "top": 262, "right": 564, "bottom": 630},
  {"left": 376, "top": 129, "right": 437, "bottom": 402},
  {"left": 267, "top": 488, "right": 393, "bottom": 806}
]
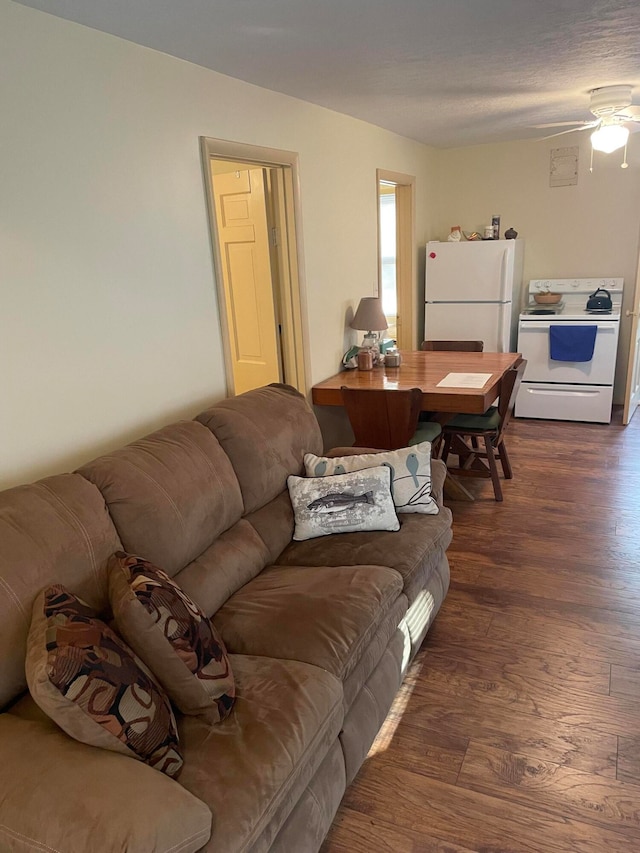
[
  {"left": 108, "top": 552, "right": 235, "bottom": 724},
  {"left": 26, "top": 584, "right": 182, "bottom": 777}
]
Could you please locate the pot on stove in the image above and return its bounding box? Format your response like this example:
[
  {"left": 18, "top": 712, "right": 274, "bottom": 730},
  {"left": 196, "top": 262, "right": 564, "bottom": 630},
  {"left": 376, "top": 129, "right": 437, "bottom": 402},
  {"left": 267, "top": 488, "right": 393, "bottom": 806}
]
[{"left": 586, "top": 288, "right": 612, "bottom": 311}]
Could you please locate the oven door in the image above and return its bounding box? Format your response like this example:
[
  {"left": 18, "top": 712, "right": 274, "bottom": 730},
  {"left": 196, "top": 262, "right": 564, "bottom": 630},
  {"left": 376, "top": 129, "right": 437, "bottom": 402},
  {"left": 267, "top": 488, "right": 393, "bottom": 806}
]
[{"left": 517, "top": 320, "right": 619, "bottom": 384}]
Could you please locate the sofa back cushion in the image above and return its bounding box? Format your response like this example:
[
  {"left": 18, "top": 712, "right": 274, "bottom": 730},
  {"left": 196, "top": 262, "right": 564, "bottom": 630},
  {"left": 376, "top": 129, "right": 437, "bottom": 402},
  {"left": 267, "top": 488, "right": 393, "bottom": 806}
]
[
  {"left": 78, "top": 421, "right": 244, "bottom": 578},
  {"left": 195, "top": 384, "right": 323, "bottom": 515},
  {"left": 0, "top": 474, "right": 122, "bottom": 709}
]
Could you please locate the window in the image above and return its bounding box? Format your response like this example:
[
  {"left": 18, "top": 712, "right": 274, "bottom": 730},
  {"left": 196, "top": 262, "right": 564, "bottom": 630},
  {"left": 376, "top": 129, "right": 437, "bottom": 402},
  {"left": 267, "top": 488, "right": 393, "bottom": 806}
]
[{"left": 379, "top": 184, "right": 398, "bottom": 341}]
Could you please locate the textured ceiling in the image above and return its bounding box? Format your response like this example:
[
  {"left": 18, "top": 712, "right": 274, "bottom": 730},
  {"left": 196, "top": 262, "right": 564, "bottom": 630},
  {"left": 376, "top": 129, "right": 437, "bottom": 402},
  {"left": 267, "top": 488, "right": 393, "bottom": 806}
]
[{"left": 14, "top": 0, "right": 640, "bottom": 148}]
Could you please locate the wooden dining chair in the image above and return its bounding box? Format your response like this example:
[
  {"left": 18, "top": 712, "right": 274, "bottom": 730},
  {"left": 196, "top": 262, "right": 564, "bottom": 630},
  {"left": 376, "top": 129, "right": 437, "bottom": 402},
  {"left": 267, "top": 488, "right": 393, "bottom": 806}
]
[
  {"left": 340, "top": 387, "right": 442, "bottom": 451},
  {"left": 420, "top": 340, "right": 484, "bottom": 352},
  {"left": 439, "top": 358, "right": 527, "bottom": 501}
]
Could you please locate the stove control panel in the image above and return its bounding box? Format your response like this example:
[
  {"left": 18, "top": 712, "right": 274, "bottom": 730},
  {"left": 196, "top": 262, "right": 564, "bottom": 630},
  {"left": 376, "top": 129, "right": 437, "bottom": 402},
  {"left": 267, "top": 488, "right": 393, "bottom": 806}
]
[{"left": 529, "top": 278, "right": 624, "bottom": 294}]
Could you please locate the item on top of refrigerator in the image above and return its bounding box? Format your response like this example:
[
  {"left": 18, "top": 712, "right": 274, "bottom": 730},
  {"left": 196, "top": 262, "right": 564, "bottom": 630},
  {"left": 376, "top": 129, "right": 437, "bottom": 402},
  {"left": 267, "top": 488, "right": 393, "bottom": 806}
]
[
  {"left": 447, "top": 226, "right": 462, "bottom": 242},
  {"left": 504, "top": 227, "right": 518, "bottom": 239},
  {"left": 492, "top": 215, "right": 501, "bottom": 240},
  {"left": 464, "top": 231, "right": 481, "bottom": 241},
  {"left": 483, "top": 226, "right": 494, "bottom": 239}
]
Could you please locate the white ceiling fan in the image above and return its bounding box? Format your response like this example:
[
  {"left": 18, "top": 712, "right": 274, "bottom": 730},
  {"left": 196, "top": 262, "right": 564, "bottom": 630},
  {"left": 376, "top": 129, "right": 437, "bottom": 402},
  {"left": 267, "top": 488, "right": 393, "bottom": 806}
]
[{"left": 536, "top": 85, "right": 640, "bottom": 162}]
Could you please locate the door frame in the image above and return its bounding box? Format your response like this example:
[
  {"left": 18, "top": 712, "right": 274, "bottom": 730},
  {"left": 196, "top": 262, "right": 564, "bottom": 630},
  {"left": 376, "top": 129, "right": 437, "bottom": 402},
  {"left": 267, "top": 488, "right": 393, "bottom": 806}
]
[
  {"left": 200, "top": 137, "right": 309, "bottom": 396},
  {"left": 623, "top": 252, "right": 640, "bottom": 423},
  {"left": 376, "top": 169, "right": 416, "bottom": 350}
]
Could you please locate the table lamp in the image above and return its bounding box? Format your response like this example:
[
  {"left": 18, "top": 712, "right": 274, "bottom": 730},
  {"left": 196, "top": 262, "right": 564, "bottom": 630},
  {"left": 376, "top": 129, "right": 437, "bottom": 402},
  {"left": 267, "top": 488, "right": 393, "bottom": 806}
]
[{"left": 350, "top": 297, "right": 388, "bottom": 353}]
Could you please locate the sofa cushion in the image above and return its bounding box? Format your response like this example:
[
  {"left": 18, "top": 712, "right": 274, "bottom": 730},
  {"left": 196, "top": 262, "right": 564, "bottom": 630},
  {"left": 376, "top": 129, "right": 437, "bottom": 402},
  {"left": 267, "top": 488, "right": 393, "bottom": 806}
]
[
  {"left": 174, "top": 518, "right": 273, "bottom": 619},
  {"left": 213, "top": 564, "right": 404, "bottom": 687},
  {"left": 288, "top": 467, "right": 399, "bottom": 541},
  {"left": 305, "top": 443, "right": 439, "bottom": 515},
  {"left": 0, "top": 473, "right": 122, "bottom": 710},
  {"left": 109, "top": 552, "right": 235, "bottom": 723},
  {"left": 178, "top": 654, "right": 343, "bottom": 853},
  {"left": 78, "top": 420, "right": 244, "bottom": 577},
  {"left": 26, "top": 584, "right": 182, "bottom": 777},
  {"left": 275, "top": 509, "right": 453, "bottom": 606},
  {"left": 195, "top": 384, "right": 323, "bottom": 515},
  {"left": 0, "top": 714, "right": 211, "bottom": 853}
]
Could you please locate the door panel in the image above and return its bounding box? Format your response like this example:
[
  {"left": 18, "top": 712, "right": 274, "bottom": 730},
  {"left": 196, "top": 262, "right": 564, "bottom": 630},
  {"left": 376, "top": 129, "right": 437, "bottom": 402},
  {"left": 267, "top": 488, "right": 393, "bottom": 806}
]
[
  {"left": 424, "top": 302, "right": 510, "bottom": 352},
  {"left": 212, "top": 167, "right": 281, "bottom": 395},
  {"left": 518, "top": 321, "right": 619, "bottom": 384},
  {"left": 516, "top": 382, "right": 614, "bottom": 423},
  {"left": 426, "top": 241, "right": 512, "bottom": 302},
  {"left": 623, "top": 261, "right": 640, "bottom": 423}
]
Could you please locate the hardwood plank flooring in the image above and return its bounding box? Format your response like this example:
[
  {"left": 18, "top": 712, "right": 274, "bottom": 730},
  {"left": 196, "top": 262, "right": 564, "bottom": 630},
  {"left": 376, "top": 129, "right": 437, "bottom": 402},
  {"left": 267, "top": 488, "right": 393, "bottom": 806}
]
[{"left": 321, "top": 409, "right": 640, "bottom": 853}]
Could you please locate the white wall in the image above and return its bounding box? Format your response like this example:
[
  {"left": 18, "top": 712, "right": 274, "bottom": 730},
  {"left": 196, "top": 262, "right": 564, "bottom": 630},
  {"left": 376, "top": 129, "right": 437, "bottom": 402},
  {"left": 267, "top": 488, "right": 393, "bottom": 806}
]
[
  {"left": 0, "top": 0, "right": 436, "bottom": 489},
  {"left": 432, "top": 136, "right": 640, "bottom": 400}
]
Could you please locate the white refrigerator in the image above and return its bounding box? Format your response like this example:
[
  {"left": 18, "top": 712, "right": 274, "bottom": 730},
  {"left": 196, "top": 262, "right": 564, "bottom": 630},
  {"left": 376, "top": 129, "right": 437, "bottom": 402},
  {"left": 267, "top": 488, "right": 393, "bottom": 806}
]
[{"left": 424, "top": 240, "right": 524, "bottom": 352}]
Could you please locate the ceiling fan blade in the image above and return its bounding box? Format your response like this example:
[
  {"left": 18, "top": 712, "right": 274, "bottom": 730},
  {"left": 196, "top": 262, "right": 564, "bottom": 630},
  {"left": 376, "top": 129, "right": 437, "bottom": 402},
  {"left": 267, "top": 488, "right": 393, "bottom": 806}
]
[
  {"left": 533, "top": 121, "right": 596, "bottom": 129},
  {"left": 539, "top": 125, "right": 595, "bottom": 140},
  {"left": 619, "top": 105, "right": 640, "bottom": 120}
]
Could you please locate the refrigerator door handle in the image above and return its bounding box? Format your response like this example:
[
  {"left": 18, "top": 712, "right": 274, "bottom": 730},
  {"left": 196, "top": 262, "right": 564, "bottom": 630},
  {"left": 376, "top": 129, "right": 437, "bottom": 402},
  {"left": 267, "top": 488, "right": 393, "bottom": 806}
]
[
  {"left": 497, "top": 302, "right": 505, "bottom": 353},
  {"left": 500, "top": 249, "right": 509, "bottom": 301}
]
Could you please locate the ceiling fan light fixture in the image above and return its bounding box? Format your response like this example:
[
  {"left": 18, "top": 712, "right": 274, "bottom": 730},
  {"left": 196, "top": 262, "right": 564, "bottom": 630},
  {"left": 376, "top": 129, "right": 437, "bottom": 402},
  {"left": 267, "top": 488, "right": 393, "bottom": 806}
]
[{"left": 590, "top": 123, "right": 629, "bottom": 153}]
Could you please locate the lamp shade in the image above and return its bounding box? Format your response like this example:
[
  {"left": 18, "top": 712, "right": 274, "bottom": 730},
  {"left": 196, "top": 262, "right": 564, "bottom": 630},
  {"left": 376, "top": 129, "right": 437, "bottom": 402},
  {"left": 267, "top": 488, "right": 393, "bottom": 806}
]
[
  {"left": 351, "top": 297, "right": 388, "bottom": 332},
  {"left": 591, "top": 123, "right": 629, "bottom": 154}
]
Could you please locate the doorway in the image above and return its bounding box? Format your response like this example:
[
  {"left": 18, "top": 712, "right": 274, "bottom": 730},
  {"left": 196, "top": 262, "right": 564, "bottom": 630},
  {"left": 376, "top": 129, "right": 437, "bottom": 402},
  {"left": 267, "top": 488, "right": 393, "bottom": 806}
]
[
  {"left": 376, "top": 169, "right": 416, "bottom": 350},
  {"left": 201, "top": 138, "right": 308, "bottom": 397}
]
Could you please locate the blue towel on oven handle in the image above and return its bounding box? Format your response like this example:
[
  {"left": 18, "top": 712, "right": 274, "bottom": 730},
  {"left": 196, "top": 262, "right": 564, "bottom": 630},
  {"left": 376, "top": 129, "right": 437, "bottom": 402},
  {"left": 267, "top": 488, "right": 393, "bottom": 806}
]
[{"left": 549, "top": 324, "right": 597, "bottom": 362}]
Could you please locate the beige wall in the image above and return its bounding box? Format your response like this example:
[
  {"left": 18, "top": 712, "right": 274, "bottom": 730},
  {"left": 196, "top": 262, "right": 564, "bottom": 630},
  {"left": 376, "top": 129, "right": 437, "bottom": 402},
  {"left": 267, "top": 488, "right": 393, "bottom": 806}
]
[
  {"left": 0, "top": 1, "right": 437, "bottom": 489},
  {"left": 432, "top": 136, "right": 640, "bottom": 400}
]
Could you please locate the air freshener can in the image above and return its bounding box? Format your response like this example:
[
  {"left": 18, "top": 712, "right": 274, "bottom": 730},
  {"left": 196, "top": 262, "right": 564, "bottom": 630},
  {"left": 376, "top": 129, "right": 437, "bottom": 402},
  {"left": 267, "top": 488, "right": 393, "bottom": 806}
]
[{"left": 492, "top": 215, "right": 501, "bottom": 240}]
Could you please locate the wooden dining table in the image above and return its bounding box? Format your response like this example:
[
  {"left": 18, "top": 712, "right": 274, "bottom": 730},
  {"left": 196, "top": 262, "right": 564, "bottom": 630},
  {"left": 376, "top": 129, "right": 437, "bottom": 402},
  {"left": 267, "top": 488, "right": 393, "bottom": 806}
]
[
  {"left": 311, "top": 349, "right": 522, "bottom": 500},
  {"left": 312, "top": 350, "right": 521, "bottom": 414}
]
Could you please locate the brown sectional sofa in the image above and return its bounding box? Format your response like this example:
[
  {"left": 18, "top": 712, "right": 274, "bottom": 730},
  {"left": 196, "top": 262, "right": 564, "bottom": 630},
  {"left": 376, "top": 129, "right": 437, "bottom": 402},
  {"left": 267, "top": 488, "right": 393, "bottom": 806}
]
[{"left": 0, "top": 383, "right": 452, "bottom": 853}]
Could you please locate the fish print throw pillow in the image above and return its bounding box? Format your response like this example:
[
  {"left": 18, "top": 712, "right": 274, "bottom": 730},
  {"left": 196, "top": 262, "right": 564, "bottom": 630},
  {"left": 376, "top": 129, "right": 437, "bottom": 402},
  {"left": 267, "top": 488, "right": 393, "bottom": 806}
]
[
  {"left": 304, "top": 442, "right": 439, "bottom": 515},
  {"left": 287, "top": 465, "right": 399, "bottom": 541}
]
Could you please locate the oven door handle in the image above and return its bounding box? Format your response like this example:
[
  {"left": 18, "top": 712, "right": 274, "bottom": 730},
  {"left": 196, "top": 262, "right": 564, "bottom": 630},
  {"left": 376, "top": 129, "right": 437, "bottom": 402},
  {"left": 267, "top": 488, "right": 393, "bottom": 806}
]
[{"left": 519, "top": 321, "right": 618, "bottom": 330}]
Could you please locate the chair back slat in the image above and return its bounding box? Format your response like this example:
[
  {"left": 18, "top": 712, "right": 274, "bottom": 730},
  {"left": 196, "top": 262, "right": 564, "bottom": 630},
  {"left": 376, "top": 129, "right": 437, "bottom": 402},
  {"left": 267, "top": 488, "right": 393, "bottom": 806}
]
[
  {"left": 421, "top": 340, "right": 484, "bottom": 352},
  {"left": 496, "top": 358, "right": 527, "bottom": 435},
  {"left": 340, "top": 386, "right": 423, "bottom": 450}
]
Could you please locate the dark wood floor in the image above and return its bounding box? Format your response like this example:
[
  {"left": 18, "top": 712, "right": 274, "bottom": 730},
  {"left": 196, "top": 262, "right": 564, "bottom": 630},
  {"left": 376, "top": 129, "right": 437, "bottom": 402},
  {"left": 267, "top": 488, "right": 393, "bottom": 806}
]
[{"left": 322, "top": 409, "right": 640, "bottom": 853}]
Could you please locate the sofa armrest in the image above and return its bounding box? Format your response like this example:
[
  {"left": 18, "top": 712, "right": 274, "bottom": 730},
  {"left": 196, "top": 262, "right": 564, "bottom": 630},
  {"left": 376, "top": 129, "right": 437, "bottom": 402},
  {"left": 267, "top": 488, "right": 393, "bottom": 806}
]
[
  {"left": 0, "top": 714, "right": 212, "bottom": 853},
  {"left": 430, "top": 458, "right": 446, "bottom": 506}
]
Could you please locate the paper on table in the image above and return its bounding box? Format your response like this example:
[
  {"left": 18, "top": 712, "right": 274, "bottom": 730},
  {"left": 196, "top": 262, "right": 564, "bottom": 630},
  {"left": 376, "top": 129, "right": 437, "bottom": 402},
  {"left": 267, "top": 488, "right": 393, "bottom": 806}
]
[{"left": 436, "top": 373, "right": 492, "bottom": 389}]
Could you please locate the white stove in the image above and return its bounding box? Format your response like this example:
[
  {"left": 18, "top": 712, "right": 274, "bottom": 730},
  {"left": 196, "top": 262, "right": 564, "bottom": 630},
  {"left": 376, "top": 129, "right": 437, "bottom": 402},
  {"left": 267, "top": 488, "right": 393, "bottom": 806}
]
[{"left": 515, "top": 278, "right": 623, "bottom": 423}]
